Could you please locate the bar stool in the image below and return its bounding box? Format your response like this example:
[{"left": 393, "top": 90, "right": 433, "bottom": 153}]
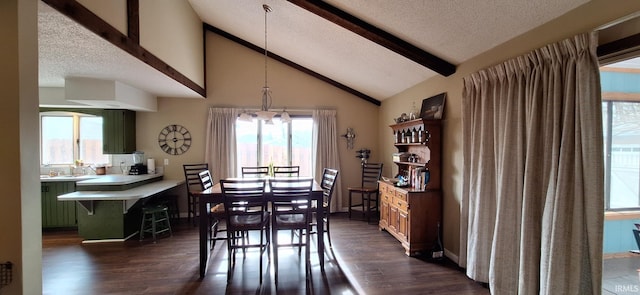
[
  {"left": 157, "top": 194, "right": 180, "bottom": 224},
  {"left": 139, "top": 204, "right": 172, "bottom": 242}
]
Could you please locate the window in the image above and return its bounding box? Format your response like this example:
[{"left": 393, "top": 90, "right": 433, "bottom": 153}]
[
  {"left": 40, "top": 112, "right": 109, "bottom": 166},
  {"left": 236, "top": 116, "right": 313, "bottom": 176},
  {"left": 602, "top": 57, "right": 640, "bottom": 210}
]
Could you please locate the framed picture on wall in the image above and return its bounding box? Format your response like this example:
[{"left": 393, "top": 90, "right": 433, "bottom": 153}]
[{"left": 420, "top": 92, "right": 446, "bottom": 120}]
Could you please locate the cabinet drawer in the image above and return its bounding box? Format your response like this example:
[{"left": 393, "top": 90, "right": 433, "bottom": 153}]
[
  {"left": 395, "top": 190, "right": 408, "bottom": 202},
  {"left": 394, "top": 197, "right": 409, "bottom": 212},
  {"left": 382, "top": 192, "right": 392, "bottom": 203},
  {"left": 380, "top": 182, "right": 392, "bottom": 194}
]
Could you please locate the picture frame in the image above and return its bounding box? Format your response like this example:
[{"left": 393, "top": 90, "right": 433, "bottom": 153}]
[{"left": 420, "top": 92, "right": 446, "bottom": 120}]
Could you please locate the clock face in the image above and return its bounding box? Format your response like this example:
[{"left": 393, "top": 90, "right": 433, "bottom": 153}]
[{"left": 158, "top": 124, "right": 192, "bottom": 155}]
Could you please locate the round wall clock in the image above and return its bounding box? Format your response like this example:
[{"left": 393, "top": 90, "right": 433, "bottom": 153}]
[{"left": 158, "top": 124, "right": 192, "bottom": 155}]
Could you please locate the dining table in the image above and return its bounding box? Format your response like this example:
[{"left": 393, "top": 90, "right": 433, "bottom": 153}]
[{"left": 194, "top": 177, "right": 326, "bottom": 278}]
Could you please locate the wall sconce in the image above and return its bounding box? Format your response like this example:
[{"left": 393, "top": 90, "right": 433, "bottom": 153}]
[{"left": 342, "top": 127, "right": 356, "bottom": 149}]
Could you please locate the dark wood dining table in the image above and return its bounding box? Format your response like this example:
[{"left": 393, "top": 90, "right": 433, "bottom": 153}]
[{"left": 194, "top": 178, "right": 326, "bottom": 278}]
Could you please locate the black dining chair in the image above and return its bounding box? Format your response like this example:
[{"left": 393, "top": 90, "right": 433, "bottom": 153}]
[
  {"left": 269, "top": 177, "right": 314, "bottom": 284},
  {"left": 241, "top": 166, "right": 270, "bottom": 178},
  {"left": 316, "top": 168, "right": 339, "bottom": 247},
  {"left": 183, "top": 163, "right": 209, "bottom": 226},
  {"left": 272, "top": 165, "right": 300, "bottom": 177},
  {"left": 348, "top": 163, "right": 383, "bottom": 223},
  {"left": 220, "top": 178, "right": 270, "bottom": 284},
  {"left": 198, "top": 170, "right": 226, "bottom": 251}
]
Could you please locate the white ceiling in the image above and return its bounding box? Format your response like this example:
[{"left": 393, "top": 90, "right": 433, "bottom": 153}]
[{"left": 39, "top": 0, "right": 590, "bottom": 104}]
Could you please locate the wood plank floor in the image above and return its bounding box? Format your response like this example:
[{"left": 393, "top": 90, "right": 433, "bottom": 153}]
[{"left": 43, "top": 213, "right": 489, "bottom": 294}]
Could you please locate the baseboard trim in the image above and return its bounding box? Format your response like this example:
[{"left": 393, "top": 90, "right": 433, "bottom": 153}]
[
  {"left": 81, "top": 232, "right": 139, "bottom": 243},
  {"left": 445, "top": 248, "right": 459, "bottom": 264}
]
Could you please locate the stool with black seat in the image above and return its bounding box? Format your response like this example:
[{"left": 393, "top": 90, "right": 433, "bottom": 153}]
[
  {"left": 156, "top": 194, "right": 180, "bottom": 223},
  {"left": 348, "top": 163, "right": 383, "bottom": 223},
  {"left": 139, "top": 204, "right": 172, "bottom": 242}
]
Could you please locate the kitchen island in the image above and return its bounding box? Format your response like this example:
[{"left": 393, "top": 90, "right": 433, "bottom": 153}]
[{"left": 57, "top": 174, "right": 184, "bottom": 242}]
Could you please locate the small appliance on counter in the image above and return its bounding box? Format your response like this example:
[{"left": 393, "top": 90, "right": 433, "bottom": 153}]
[{"left": 129, "top": 151, "right": 148, "bottom": 175}]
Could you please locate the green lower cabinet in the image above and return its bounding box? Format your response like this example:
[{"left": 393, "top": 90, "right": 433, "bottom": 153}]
[
  {"left": 76, "top": 200, "right": 142, "bottom": 240},
  {"left": 42, "top": 182, "right": 77, "bottom": 228}
]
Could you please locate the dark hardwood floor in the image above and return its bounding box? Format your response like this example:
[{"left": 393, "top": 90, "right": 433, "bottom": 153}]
[{"left": 43, "top": 214, "right": 489, "bottom": 294}]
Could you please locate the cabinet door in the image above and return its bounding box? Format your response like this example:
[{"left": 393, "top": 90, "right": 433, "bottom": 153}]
[
  {"left": 397, "top": 209, "right": 409, "bottom": 242},
  {"left": 380, "top": 198, "right": 390, "bottom": 228},
  {"left": 42, "top": 182, "right": 77, "bottom": 228},
  {"left": 102, "top": 109, "right": 136, "bottom": 154},
  {"left": 389, "top": 205, "right": 399, "bottom": 233}
]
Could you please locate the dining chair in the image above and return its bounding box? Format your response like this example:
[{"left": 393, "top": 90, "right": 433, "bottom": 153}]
[
  {"left": 183, "top": 163, "right": 209, "bottom": 226},
  {"left": 269, "top": 177, "right": 314, "bottom": 284},
  {"left": 272, "top": 165, "right": 300, "bottom": 177},
  {"left": 198, "top": 170, "right": 226, "bottom": 251},
  {"left": 348, "top": 163, "right": 383, "bottom": 223},
  {"left": 220, "top": 178, "right": 270, "bottom": 284},
  {"left": 241, "top": 166, "right": 270, "bottom": 178},
  {"left": 316, "top": 168, "right": 339, "bottom": 247}
]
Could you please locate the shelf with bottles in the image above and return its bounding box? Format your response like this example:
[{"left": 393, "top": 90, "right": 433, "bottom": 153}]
[{"left": 390, "top": 118, "right": 441, "bottom": 191}]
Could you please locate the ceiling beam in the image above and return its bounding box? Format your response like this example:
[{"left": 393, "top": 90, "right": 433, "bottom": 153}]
[
  {"left": 287, "top": 0, "right": 456, "bottom": 77},
  {"left": 42, "top": 0, "right": 206, "bottom": 98},
  {"left": 204, "top": 23, "right": 381, "bottom": 106}
]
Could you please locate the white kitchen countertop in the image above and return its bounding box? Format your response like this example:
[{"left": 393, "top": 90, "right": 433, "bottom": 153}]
[
  {"left": 40, "top": 173, "right": 164, "bottom": 184},
  {"left": 75, "top": 173, "right": 163, "bottom": 186},
  {"left": 58, "top": 179, "right": 184, "bottom": 201},
  {"left": 57, "top": 178, "right": 184, "bottom": 215}
]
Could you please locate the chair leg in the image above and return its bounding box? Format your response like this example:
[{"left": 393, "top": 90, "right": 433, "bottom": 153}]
[
  {"left": 348, "top": 191, "right": 352, "bottom": 219},
  {"left": 361, "top": 193, "right": 366, "bottom": 218},
  {"left": 325, "top": 215, "right": 332, "bottom": 248},
  {"left": 273, "top": 227, "right": 279, "bottom": 284},
  {"left": 139, "top": 212, "right": 146, "bottom": 241},
  {"left": 151, "top": 212, "right": 157, "bottom": 242}
]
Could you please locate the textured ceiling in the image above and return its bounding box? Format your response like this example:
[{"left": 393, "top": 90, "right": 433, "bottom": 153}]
[
  {"left": 39, "top": 0, "right": 590, "bottom": 104},
  {"left": 38, "top": 2, "right": 200, "bottom": 99}
]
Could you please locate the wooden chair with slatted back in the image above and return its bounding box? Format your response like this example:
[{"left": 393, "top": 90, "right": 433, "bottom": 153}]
[
  {"left": 272, "top": 165, "right": 300, "bottom": 177},
  {"left": 241, "top": 166, "right": 270, "bottom": 178},
  {"left": 220, "top": 178, "right": 270, "bottom": 284},
  {"left": 269, "top": 177, "right": 314, "bottom": 284},
  {"left": 198, "top": 170, "right": 226, "bottom": 250},
  {"left": 183, "top": 163, "right": 208, "bottom": 226},
  {"left": 318, "top": 168, "right": 339, "bottom": 247},
  {"left": 348, "top": 163, "right": 383, "bottom": 223}
]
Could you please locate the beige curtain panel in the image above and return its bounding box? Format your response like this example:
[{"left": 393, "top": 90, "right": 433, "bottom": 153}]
[
  {"left": 312, "top": 109, "right": 343, "bottom": 212},
  {"left": 205, "top": 107, "right": 239, "bottom": 181},
  {"left": 460, "top": 32, "right": 603, "bottom": 294}
]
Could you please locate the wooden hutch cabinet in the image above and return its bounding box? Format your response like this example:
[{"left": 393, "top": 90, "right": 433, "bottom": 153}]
[{"left": 379, "top": 118, "right": 442, "bottom": 256}]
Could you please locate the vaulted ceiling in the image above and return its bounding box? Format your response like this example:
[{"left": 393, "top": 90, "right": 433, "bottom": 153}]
[{"left": 38, "top": 0, "right": 590, "bottom": 106}]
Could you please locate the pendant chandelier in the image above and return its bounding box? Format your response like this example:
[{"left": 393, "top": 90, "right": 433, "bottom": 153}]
[{"left": 241, "top": 3, "right": 291, "bottom": 124}]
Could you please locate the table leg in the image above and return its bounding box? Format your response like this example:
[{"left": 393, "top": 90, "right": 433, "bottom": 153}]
[
  {"left": 199, "top": 196, "right": 210, "bottom": 278},
  {"left": 317, "top": 195, "right": 325, "bottom": 271}
]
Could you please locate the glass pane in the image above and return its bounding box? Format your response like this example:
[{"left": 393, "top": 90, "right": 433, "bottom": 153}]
[
  {"left": 79, "top": 116, "right": 109, "bottom": 165},
  {"left": 236, "top": 119, "right": 258, "bottom": 175},
  {"left": 260, "top": 118, "right": 288, "bottom": 166},
  {"left": 292, "top": 118, "right": 313, "bottom": 176},
  {"left": 609, "top": 102, "right": 640, "bottom": 209},
  {"left": 41, "top": 116, "right": 74, "bottom": 165}
]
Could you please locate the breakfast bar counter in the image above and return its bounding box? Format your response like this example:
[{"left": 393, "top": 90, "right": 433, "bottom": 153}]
[{"left": 57, "top": 176, "right": 184, "bottom": 242}]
